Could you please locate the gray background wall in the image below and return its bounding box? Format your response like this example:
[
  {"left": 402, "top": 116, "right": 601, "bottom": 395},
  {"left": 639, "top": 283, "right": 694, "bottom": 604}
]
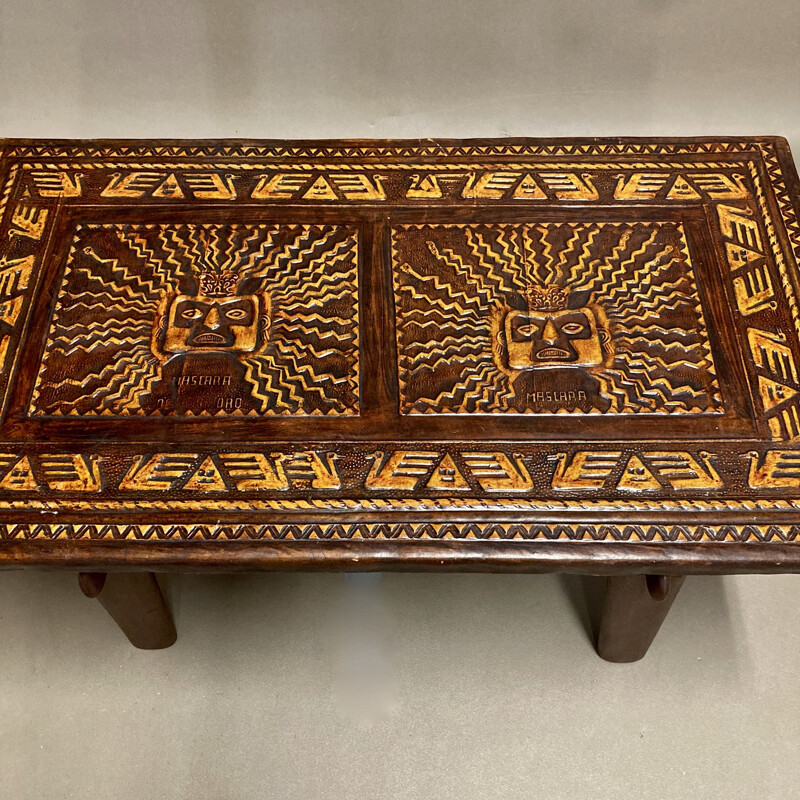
[{"left": 1, "top": 1, "right": 800, "bottom": 798}]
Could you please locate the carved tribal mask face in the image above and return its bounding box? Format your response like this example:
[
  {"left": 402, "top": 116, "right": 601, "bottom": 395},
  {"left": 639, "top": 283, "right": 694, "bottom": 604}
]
[
  {"left": 163, "top": 294, "right": 262, "bottom": 353},
  {"left": 494, "top": 286, "right": 611, "bottom": 371},
  {"left": 504, "top": 307, "right": 605, "bottom": 368}
]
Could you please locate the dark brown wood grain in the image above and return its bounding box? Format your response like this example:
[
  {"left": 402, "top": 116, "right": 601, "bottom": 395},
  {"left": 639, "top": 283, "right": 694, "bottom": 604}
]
[
  {"left": 78, "top": 571, "right": 176, "bottom": 649},
  {"left": 2, "top": 539, "right": 800, "bottom": 574},
  {"left": 596, "top": 574, "right": 686, "bottom": 662},
  {"left": 0, "top": 135, "right": 798, "bottom": 573}
]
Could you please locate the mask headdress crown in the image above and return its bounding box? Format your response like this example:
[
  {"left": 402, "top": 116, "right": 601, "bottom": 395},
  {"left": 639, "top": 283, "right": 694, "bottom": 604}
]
[
  {"left": 192, "top": 228, "right": 240, "bottom": 298},
  {"left": 525, "top": 284, "right": 570, "bottom": 314},
  {"left": 198, "top": 270, "right": 239, "bottom": 298}
]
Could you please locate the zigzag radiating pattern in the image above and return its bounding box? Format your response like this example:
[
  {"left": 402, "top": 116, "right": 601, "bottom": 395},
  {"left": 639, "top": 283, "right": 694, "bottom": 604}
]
[
  {"left": 393, "top": 222, "right": 722, "bottom": 414},
  {"left": 31, "top": 223, "right": 359, "bottom": 416}
]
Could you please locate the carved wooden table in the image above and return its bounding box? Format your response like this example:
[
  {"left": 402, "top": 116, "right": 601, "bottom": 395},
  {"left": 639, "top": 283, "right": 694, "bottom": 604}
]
[{"left": 2, "top": 136, "right": 800, "bottom": 661}]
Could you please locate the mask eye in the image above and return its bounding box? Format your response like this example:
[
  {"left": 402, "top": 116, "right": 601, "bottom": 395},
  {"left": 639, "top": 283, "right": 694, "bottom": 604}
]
[
  {"left": 181, "top": 307, "right": 203, "bottom": 320},
  {"left": 224, "top": 308, "right": 248, "bottom": 321},
  {"left": 561, "top": 322, "right": 584, "bottom": 335},
  {"left": 515, "top": 324, "right": 536, "bottom": 336}
]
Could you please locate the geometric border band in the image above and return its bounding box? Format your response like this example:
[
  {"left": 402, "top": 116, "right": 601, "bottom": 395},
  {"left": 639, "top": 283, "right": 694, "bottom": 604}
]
[{"left": 4, "top": 521, "right": 800, "bottom": 542}]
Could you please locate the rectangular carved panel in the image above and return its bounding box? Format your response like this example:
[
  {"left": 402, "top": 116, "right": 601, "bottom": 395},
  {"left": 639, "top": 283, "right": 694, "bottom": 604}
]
[
  {"left": 29, "top": 224, "right": 360, "bottom": 417},
  {"left": 393, "top": 222, "right": 722, "bottom": 415}
]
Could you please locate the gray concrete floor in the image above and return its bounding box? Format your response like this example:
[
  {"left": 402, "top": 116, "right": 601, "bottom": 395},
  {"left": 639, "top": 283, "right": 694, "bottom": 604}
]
[
  {"left": 1, "top": 572, "right": 800, "bottom": 799},
  {"left": 2, "top": 0, "right": 800, "bottom": 796}
]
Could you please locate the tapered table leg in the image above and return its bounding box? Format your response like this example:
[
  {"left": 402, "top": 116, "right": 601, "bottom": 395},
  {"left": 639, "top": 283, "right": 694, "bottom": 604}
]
[
  {"left": 596, "top": 574, "right": 685, "bottom": 662},
  {"left": 79, "top": 572, "right": 177, "bottom": 649}
]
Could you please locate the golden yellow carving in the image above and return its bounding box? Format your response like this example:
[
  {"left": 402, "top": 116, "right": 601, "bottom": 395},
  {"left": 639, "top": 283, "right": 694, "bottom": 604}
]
[
  {"left": 251, "top": 173, "right": 312, "bottom": 199},
  {"left": 303, "top": 176, "right": 338, "bottom": 200},
  {"left": 665, "top": 176, "right": 701, "bottom": 200},
  {"left": 6, "top": 142, "right": 800, "bottom": 519},
  {"left": 7, "top": 517, "right": 800, "bottom": 542},
  {"left": 746, "top": 450, "right": 800, "bottom": 488},
  {"left": 462, "top": 172, "right": 521, "bottom": 199},
  {"left": 333, "top": 173, "right": 386, "bottom": 200},
  {"left": 726, "top": 242, "right": 761, "bottom": 271},
  {"left": 100, "top": 171, "right": 238, "bottom": 201},
  {"left": 0, "top": 493, "right": 789, "bottom": 513},
  {"left": 512, "top": 174, "right": 547, "bottom": 199},
  {"left": 613, "top": 173, "right": 668, "bottom": 200},
  {"left": 218, "top": 453, "right": 289, "bottom": 490},
  {"left": 0, "top": 138, "right": 757, "bottom": 160},
  {"left": 31, "top": 223, "right": 360, "bottom": 417},
  {"left": 611, "top": 172, "right": 747, "bottom": 202},
  {"left": 182, "top": 456, "right": 228, "bottom": 492},
  {"left": 770, "top": 408, "right": 800, "bottom": 441},
  {"left": 366, "top": 450, "right": 530, "bottom": 492},
  {"left": 717, "top": 205, "right": 763, "bottom": 270},
  {"left": 616, "top": 455, "right": 660, "bottom": 491},
  {"left": 278, "top": 451, "right": 341, "bottom": 489},
  {"left": 0, "top": 338, "right": 10, "bottom": 370},
  {"left": 0, "top": 455, "right": 39, "bottom": 491},
  {"left": 406, "top": 174, "right": 442, "bottom": 199},
  {"left": 0, "top": 295, "right": 24, "bottom": 330},
  {"left": 748, "top": 328, "right": 798, "bottom": 383},
  {"left": 717, "top": 205, "right": 760, "bottom": 245},
  {"left": 551, "top": 451, "right": 621, "bottom": 490},
  {"left": 0, "top": 253, "right": 33, "bottom": 366},
  {"left": 0, "top": 295, "right": 25, "bottom": 367},
  {"left": 395, "top": 222, "right": 721, "bottom": 415},
  {"left": 734, "top": 265, "right": 775, "bottom": 315},
  {"left": 692, "top": 173, "right": 749, "bottom": 198},
  {"left": 119, "top": 454, "right": 200, "bottom": 491},
  {"left": 365, "top": 451, "right": 440, "bottom": 490},
  {"left": 537, "top": 172, "right": 599, "bottom": 200},
  {"left": 183, "top": 173, "right": 237, "bottom": 200},
  {"left": 461, "top": 452, "right": 534, "bottom": 492},
  {"left": 161, "top": 290, "right": 267, "bottom": 355},
  {"left": 642, "top": 451, "right": 723, "bottom": 489},
  {"left": 30, "top": 170, "right": 84, "bottom": 197},
  {"left": 39, "top": 454, "right": 102, "bottom": 492},
  {"left": 0, "top": 255, "right": 27, "bottom": 370},
  {"left": 500, "top": 288, "right": 610, "bottom": 372},
  {"left": 9, "top": 203, "right": 48, "bottom": 240},
  {"left": 101, "top": 172, "right": 162, "bottom": 198},
  {"left": 0, "top": 447, "right": 746, "bottom": 498},
  {"left": 424, "top": 454, "right": 470, "bottom": 490},
  {"left": 755, "top": 339, "right": 800, "bottom": 439},
  {"left": 152, "top": 174, "right": 184, "bottom": 199},
  {"left": 758, "top": 376, "right": 798, "bottom": 412},
  {"left": 552, "top": 450, "right": 722, "bottom": 491},
  {"left": 765, "top": 402, "right": 800, "bottom": 439},
  {"left": 0, "top": 255, "right": 33, "bottom": 298}
]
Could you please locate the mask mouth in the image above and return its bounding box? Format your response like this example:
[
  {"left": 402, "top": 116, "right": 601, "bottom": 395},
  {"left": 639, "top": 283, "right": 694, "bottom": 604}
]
[
  {"left": 535, "top": 347, "right": 571, "bottom": 360},
  {"left": 192, "top": 332, "right": 227, "bottom": 345}
]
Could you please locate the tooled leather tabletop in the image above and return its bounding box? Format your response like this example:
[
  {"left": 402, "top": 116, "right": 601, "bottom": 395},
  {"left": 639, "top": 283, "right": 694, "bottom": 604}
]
[{"left": 1, "top": 136, "right": 800, "bottom": 571}]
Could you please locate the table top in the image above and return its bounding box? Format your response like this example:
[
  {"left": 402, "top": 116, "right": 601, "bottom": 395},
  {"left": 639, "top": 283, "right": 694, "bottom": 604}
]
[{"left": 2, "top": 136, "right": 800, "bottom": 572}]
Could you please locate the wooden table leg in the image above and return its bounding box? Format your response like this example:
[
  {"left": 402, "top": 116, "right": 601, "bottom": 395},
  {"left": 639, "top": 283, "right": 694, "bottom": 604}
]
[
  {"left": 78, "top": 572, "right": 177, "bottom": 649},
  {"left": 596, "top": 574, "right": 685, "bottom": 663}
]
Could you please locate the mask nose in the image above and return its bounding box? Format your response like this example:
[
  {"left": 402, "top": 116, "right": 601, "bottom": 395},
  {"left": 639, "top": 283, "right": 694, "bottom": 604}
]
[
  {"left": 542, "top": 318, "right": 559, "bottom": 345},
  {"left": 203, "top": 306, "right": 222, "bottom": 330}
]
